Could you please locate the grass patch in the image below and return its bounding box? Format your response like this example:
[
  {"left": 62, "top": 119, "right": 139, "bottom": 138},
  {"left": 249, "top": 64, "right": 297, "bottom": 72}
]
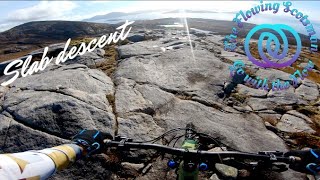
[
  {"left": 106, "top": 94, "right": 116, "bottom": 116},
  {"left": 0, "top": 46, "right": 42, "bottom": 62},
  {"left": 248, "top": 42, "right": 320, "bottom": 84},
  {"left": 244, "top": 68, "right": 257, "bottom": 79},
  {"left": 288, "top": 132, "right": 320, "bottom": 149},
  {"left": 294, "top": 105, "right": 320, "bottom": 135},
  {"left": 263, "top": 116, "right": 279, "bottom": 126},
  {"left": 106, "top": 94, "right": 118, "bottom": 135},
  {"left": 70, "top": 37, "right": 95, "bottom": 47},
  {"left": 278, "top": 50, "right": 320, "bottom": 84},
  {"left": 248, "top": 42, "right": 261, "bottom": 60},
  {"left": 281, "top": 60, "right": 320, "bottom": 84},
  {"left": 300, "top": 51, "right": 320, "bottom": 70},
  {"left": 70, "top": 37, "right": 120, "bottom": 77},
  {"left": 230, "top": 93, "right": 248, "bottom": 103},
  {"left": 0, "top": 36, "right": 94, "bottom": 62},
  {"left": 97, "top": 45, "right": 118, "bottom": 76},
  {"left": 296, "top": 105, "right": 318, "bottom": 116},
  {"left": 70, "top": 37, "right": 119, "bottom": 76},
  {"left": 220, "top": 57, "right": 234, "bottom": 64},
  {"left": 313, "top": 115, "right": 320, "bottom": 132},
  {"left": 70, "top": 37, "right": 126, "bottom": 77}
]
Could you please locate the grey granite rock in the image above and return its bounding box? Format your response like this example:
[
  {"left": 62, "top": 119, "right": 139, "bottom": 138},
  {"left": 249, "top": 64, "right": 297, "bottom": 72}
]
[
  {"left": 276, "top": 114, "right": 315, "bottom": 133},
  {"left": 65, "top": 50, "right": 105, "bottom": 68},
  {"left": 295, "top": 81, "right": 319, "bottom": 102},
  {"left": 115, "top": 48, "right": 230, "bottom": 106},
  {"left": 237, "top": 84, "right": 268, "bottom": 97},
  {"left": 127, "top": 34, "right": 146, "bottom": 43},
  {"left": 287, "top": 110, "right": 313, "bottom": 123},
  {"left": 215, "top": 163, "right": 238, "bottom": 179},
  {"left": 1, "top": 27, "right": 315, "bottom": 180},
  {"left": 2, "top": 64, "right": 115, "bottom": 138},
  {"left": 117, "top": 41, "right": 164, "bottom": 59},
  {"left": 117, "top": 113, "right": 164, "bottom": 142}
]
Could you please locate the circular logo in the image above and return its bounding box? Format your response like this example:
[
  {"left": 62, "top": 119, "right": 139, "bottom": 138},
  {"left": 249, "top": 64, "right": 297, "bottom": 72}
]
[
  {"left": 224, "top": 1, "right": 317, "bottom": 92},
  {"left": 244, "top": 24, "right": 301, "bottom": 68}
]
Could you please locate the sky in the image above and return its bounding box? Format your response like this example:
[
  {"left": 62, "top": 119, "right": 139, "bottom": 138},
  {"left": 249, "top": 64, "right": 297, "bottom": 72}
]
[{"left": 0, "top": 1, "right": 319, "bottom": 35}]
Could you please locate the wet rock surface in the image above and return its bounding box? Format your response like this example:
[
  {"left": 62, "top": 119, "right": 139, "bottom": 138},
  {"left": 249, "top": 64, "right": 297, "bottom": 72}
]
[{"left": 1, "top": 27, "right": 319, "bottom": 180}]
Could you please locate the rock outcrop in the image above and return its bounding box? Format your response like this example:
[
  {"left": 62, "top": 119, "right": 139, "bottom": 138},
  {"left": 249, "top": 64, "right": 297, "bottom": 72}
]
[{"left": 0, "top": 26, "right": 319, "bottom": 180}]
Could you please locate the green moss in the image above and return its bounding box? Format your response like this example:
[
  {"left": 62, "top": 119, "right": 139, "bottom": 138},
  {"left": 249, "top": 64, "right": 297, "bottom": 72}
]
[
  {"left": 244, "top": 68, "right": 257, "bottom": 79},
  {"left": 231, "top": 93, "right": 248, "bottom": 103},
  {"left": 106, "top": 94, "right": 118, "bottom": 134},
  {"left": 70, "top": 37, "right": 94, "bottom": 47},
  {"left": 95, "top": 45, "right": 118, "bottom": 76}
]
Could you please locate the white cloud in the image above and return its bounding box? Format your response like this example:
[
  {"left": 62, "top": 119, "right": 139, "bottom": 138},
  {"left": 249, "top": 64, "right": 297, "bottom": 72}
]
[
  {"left": 113, "top": 1, "right": 256, "bottom": 13},
  {"left": 7, "top": 1, "right": 77, "bottom": 22},
  {"left": 90, "top": 1, "right": 110, "bottom": 4},
  {"left": 0, "top": 22, "right": 18, "bottom": 32},
  {"left": 64, "top": 10, "right": 111, "bottom": 21}
]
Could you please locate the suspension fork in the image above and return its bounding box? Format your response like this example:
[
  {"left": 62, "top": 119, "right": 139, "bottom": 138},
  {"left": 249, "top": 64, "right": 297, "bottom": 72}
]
[{"left": 178, "top": 123, "right": 199, "bottom": 180}]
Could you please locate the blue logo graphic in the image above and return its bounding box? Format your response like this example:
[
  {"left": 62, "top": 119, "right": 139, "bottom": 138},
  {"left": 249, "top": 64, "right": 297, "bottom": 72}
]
[{"left": 244, "top": 24, "right": 301, "bottom": 68}]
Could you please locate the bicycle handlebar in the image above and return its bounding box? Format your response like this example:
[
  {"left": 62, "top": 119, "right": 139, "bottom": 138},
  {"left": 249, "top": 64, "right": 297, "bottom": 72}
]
[{"left": 104, "top": 140, "right": 298, "bottom": 164}]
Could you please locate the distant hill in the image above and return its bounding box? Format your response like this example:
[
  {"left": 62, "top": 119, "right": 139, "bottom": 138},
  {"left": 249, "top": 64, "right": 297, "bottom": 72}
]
[
  {"left": 0, "top": 21, "right": 115, "bottom": 45},
  {"left": 84, "top": 12, "right": 132, "bottom": 21},
  {"left": 83, "top": 11, "right": 152, "bottom": 22},
  {"left": 163, "top": 10, "right": 219, "bottom": 14},
  {"left": 0, "top": 21, "right": 115, "bottom": 61}
]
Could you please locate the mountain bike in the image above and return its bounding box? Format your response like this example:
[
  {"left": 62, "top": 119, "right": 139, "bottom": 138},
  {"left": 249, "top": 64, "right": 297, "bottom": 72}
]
[{"left": 104, "top": 123, "right": 320, "bottom": 180}]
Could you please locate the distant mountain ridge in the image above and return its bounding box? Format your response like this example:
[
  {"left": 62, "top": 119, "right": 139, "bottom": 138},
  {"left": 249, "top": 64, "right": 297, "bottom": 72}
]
[
  {"left": 82, "top": 9, "right": 239, "bottom": 24},
  {"left": 83, "top": 11, "right": 153, "bottom": 22},
  {"left": 0, "top": 21, "right": 115, "bottom": 61},
  {"left": 0, "top": 21, "right": 115, "bottom": 44},
  {"left": 163, "top": 10, "right": 219, "bottom": 14},
  {"left": 84, "top": 12, "right": 131, "bottom": 21}
]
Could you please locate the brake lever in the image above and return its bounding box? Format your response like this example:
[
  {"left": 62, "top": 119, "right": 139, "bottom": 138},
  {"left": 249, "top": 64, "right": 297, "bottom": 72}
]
[
  {"left": 258, "top": 151, "right": 284, "bottom": 156},
  {"left": 114, "top": 135, "right": 133, "bottom": 142},
  {"left": 104, "top": 136, "right": 133, "bottom": 148}
]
